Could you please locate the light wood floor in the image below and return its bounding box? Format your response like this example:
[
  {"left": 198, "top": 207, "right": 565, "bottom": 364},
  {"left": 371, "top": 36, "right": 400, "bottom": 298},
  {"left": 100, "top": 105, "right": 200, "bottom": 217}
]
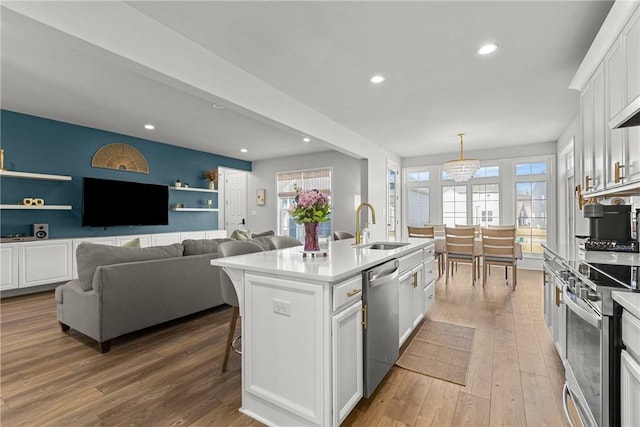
[{"left": 1, "top": 266, "right": 566, "bottom": 426}]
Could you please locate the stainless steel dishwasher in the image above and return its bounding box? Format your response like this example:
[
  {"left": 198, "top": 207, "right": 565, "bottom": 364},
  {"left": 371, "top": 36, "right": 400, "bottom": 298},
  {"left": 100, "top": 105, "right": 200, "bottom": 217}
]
[{"left": 362, "top": 258, "right": 400, "bottom": 398}]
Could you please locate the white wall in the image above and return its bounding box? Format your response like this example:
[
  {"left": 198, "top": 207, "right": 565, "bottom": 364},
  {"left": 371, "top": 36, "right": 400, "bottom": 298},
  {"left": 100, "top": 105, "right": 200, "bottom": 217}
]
[{"left": 248, "top": 150, "right": 363, "bottom": 234}]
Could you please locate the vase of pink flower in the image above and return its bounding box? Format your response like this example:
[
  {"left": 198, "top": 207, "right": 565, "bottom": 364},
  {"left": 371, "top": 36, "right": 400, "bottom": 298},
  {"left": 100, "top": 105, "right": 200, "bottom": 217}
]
[{"left": 288, "top": 185, "right": 331, "bottom": 252}]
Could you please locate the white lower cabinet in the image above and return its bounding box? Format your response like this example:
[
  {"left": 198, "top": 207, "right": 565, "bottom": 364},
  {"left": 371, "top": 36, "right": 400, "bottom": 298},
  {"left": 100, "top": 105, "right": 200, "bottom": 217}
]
[
  {"left": 411, "top": 263, "right": 425, "bottom": 330},
  {"left": 332, "top": 300, "right": 363, "bottom": 426},
  {"left": 399, "top": 267, "right": 415, "bottom": 346},
  {"left": 19, "top": 240, "right": 72, "bottom": 287},
  {"left": 620, "top": 350, "right": 640, "bottom": 426},
  {"left": 551, "top": 276, "right": 566, "bottom": 361},
  {"left": 0, "top": 244, "right": 19, "bottom": 290},
  {"left": 621, "top": 308, "right": 640, "bottom": 426}
]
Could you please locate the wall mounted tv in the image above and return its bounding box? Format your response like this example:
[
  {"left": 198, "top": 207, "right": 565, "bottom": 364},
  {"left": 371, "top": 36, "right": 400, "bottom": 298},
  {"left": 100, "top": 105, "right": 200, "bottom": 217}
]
[{"left": 82, "top": 177, "right": 169, "bottom": 228}]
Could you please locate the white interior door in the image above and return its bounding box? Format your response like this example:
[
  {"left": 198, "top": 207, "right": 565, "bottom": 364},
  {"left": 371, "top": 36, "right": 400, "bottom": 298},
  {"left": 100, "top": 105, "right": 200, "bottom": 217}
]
[
  {"left": 224, "top": 170, "right": 248, "bottom": 235},
  {"left": 387, "top": 160, "right": 400, "bottom": 240}
]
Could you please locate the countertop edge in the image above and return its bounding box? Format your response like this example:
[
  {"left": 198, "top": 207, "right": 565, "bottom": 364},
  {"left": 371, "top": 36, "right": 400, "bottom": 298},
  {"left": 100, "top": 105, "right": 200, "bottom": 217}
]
[
  {"left": 211, "top": 239, "right": 434, "bottom": 284},
  {"left": 613, "top": 291, "right": 640, "bottom": 320}
]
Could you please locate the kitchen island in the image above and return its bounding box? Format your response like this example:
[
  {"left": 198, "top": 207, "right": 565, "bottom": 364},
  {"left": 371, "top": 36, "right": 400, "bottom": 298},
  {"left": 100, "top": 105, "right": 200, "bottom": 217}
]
[{"left": 210, "top": 238, "right": 435, "bottom": 427}]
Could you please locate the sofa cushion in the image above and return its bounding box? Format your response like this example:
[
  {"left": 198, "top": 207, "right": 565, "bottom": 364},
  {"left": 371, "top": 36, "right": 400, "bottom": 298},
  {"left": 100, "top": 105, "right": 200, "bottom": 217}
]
[
  {"left": 250, "top": 236, "right": 273, "bottom": 251},
  {"left": 182, "top": 238, "right": 233, "bottom": 256},
  {"left": 76, "top": 242, "right": 184, "bottom": 291}
]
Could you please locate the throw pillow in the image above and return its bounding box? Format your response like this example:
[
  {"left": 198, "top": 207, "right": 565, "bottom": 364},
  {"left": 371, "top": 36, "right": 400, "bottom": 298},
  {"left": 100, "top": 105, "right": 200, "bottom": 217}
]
[
  {"left": 230, "top": 229, "right": 252, "bottom": 240},
  {"left": 252, "top": 230, "right": 275, "bottom": 237},
  {"left": 182, "top": 238, "right": 233, "bottom": 256},
  {"left": 122, "top": 237, "right": 141, "bottom": 248},
  {"left": 76, "top": 242, "right": 184, "bottom": 291}
]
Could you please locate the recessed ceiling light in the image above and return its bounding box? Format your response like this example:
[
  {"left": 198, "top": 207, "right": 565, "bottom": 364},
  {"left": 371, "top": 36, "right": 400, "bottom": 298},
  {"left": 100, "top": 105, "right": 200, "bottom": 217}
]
[
  {"left": 303, "top": 137, "right": 311, "bottom": 142},
  {"left": 144, "top": 124, "right": 155, "bottom": 130},
  {"left": 477, "top": 43, "right": 498, "bottom": 55},
  {"left": 240, "top": 148, "right": 248, "bottom": 153},
  {"left": 370, "top": 75, "right": 385, "bottom": 84},
  {"left": 211, "top": 103, "right": 225, "bottom": 109}
]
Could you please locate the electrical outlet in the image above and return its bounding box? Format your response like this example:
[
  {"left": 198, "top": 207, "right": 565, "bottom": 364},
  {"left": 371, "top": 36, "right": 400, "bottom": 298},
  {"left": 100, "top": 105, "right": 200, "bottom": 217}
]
[{"left": 273, "top": 299, "right": 291, "bottom": 316}]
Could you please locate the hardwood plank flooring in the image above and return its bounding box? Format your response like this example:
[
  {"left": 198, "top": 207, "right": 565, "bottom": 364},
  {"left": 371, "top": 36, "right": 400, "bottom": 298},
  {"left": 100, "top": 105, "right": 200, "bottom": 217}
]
[{"left": 1, "top": 266, "right": 565, "bottom": 426}]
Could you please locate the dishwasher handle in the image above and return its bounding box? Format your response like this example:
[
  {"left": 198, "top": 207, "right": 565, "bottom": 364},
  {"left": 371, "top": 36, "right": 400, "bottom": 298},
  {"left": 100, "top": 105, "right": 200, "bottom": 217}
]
[{"left": 369, "top": 260, "right": 400, "bottom": 286}]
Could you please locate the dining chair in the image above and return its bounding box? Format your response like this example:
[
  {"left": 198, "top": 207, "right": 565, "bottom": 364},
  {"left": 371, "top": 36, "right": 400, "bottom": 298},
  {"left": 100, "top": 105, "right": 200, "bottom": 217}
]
[
  {"left": 444, "top": 226, "right": 476, "bottom": 285},
  {"left": 481, "top": 227, "right": 518, "bottom": 290},
  {"left": 408, "top": 226, "right": 444, "bottom": 277},
  {"left": 218, "top": 240, "right": 265, "bottom": 372},
  {"left": 267, "top": 235, "right": 303, "bottom": 250},
  {"left": 333, "top": 231, "right": 355, "bottom": 240},
  {"left": 453, "top": 225, "right": 482, "bottom": 277}
]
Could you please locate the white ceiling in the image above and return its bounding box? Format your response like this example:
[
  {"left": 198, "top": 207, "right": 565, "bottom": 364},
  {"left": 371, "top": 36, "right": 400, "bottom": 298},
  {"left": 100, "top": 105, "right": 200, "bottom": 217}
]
[{"left": 1, "top": 1, "right": 613, "bottom": 162}]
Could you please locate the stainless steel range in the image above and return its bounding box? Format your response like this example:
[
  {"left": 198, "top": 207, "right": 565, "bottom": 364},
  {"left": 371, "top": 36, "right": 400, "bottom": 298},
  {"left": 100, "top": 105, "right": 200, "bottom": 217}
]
[{"left": 561, "top": 261, "right": 638, "bottom": 427}]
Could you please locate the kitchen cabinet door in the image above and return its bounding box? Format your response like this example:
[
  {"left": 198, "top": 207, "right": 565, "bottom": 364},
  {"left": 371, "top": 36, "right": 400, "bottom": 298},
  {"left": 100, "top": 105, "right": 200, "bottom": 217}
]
[
  {"left": 411, "top": 264, "right": 425, "bottom": 329},
  {"left": 592, "top": 66, "right": 606, "bottom": 191},
  {"left": 581, "top": 79, "right": 595, "bottom": 192},
  {"left": 398, "top": 269, "right": 413, "bottom": 346},
  {"left": 19, "top": 240, "right": 73, "bottom": 288},
  {"left": 332, "top": 300, "right": 363, "bottom": 426},
  {"left": 0, "top": 244, "right": 18, "bottom": 290},
  {"left": 620, "top": 350, "right": 640, "bottom": 427},
  {"left": 605, "top": 38, "right": 627, "bottom": 188},
  {"left": 624, "top": 6, "right": 640, "bottom": 183}
]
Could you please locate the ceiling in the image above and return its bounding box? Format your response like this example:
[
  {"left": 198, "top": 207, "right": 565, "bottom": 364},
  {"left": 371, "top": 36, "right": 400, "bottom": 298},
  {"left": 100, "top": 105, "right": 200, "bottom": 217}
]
[{"left": 1, "top": 1, "right": 613, "bottom": 162}]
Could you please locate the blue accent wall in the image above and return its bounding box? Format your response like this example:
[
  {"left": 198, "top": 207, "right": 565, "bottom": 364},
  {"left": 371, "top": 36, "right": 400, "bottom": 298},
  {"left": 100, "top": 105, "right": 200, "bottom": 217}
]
[{"left": 0, "top": 110, "right": 251, "bottom": 238}]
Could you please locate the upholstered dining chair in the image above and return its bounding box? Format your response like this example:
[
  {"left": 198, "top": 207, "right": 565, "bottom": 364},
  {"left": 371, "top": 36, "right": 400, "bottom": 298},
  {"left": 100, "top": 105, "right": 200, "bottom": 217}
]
[
  {"left": 407, "top": 226, "right": 444, "bottom": 276},
  {"left": 444, "top": 226, "right": 476, "bottom": 285},
  {"left": 481, "top": 227, "right": 518, "bottom": 290},
  {"left": 267, "top": 235, "right": 303, "bottom": 250},
  {"left": 333, "top": 231, "right": 355, "bottom": 240},
  {"left": 218, "top": 240, "right": 265, "bottom": 372}
]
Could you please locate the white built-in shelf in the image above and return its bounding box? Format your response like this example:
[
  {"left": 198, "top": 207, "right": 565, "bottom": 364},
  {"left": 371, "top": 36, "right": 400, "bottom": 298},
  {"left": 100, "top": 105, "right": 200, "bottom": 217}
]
[
  {"left": 170, "top": 207, "right": 219, "bottom": 212},
  {"left": 0, "top": 170, "right": 72, "bottom": 181},
  {"left": 0, "top": 204, "right": 72, "bottom": 210},
  {"left": 170, "top": 186, "right": 217, "bottom": 193}
]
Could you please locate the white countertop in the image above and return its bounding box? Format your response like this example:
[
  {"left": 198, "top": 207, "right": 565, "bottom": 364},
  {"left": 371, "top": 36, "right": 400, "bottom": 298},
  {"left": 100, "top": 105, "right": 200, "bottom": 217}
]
[
  {"left": 543, "top": 242, "right": 640, "bottom": 266},
  {"left": 613, "top": 291, "right": 640, "bottom": 320},
  {"left": 210, "top": 238, "right": 434, "bottom": 283}
]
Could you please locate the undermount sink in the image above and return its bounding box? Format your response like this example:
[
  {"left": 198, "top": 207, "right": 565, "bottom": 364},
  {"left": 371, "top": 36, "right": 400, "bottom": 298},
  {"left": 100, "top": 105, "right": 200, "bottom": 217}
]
[{"left": 364, "top": 242, "right": 410, "bottom": 250}]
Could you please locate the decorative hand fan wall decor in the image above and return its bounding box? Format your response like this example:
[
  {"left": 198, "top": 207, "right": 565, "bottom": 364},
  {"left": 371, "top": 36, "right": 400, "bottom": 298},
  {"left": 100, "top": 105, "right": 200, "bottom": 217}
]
[{"left": 91, "top": 143, "right": 149, "bottom": 174}]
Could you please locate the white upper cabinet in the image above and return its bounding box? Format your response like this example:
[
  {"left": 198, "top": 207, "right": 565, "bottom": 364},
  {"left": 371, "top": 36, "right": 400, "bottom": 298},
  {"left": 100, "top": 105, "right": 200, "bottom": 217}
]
[
  {"left": 624, "top": 7, "right": 640, "bottom": 183},
  {"left": 574, "top": 3, "right": 640, "bottom": 197},
  {"left": 605, "top": 38, "right": 627, "bottom": 188}
]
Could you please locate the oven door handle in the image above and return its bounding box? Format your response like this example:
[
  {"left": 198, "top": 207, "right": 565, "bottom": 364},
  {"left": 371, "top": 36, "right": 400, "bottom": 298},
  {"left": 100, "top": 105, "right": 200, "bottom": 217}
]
[{"left": 563, "top": 286, "right": 601, "bottom": 330}]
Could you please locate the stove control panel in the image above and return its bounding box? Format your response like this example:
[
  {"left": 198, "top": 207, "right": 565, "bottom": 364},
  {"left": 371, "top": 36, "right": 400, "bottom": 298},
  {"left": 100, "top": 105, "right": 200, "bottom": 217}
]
[{"left": 585, "top": 240, "right": 639, "bottom": 253}]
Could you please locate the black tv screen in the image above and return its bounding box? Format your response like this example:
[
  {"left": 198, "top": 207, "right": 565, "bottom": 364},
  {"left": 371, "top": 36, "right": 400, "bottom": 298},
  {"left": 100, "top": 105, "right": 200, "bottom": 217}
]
[{"left": 82, "top": 177, "right": 169, "bottom": 227}]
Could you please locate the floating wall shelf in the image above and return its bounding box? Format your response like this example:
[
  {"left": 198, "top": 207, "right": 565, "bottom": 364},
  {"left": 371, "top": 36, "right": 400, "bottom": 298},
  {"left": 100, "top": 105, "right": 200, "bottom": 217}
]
[
  {"left": 0, "top": 204, "right": 72, "bottom": 210},
  {"left": 170, "top": 207, "right": 219, "bottom": 212},
  {"left": 0, "top": 170, "right": 72, "bottom": 181},
  {"left": 170, "top": 186, "right": 218, "bottom": 193}
]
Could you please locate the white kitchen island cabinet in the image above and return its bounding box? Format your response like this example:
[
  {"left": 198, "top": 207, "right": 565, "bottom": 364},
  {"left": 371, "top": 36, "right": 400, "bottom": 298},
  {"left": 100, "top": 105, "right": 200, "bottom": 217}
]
[{"left": 211, "top": 238, "right": 433, "bottom": 426}]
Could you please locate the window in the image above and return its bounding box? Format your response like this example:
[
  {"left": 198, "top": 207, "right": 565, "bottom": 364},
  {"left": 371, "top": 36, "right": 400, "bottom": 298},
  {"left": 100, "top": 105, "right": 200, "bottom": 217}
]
[
  {"left": 442, "top": 185, "right": 467, "bottom": 227},
  {"left": 516, "top": 181, "right": 547, "bottom": 254},
  {"left": 472, "top": 184, "right": 500, "bottom": 227},
  {"left": 276, "top": 168, "right": 332, "bottom": 240},
  {"left": 474, "top": 166, "right": 500, "bottom": 178},
  {"left": 516, "top": 162, "right": 547, "bottom": 176},
  {"left": 407, "top": 171, "right": 429, "bottom": 183},
  {"left": 407, "top": 187, "right": 430, "bottom": 226}
]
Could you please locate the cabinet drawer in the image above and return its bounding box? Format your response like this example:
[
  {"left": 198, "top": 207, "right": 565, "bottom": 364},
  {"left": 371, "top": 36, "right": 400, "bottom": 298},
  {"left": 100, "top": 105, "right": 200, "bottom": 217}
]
[
  {"left": 423, "top": 258, "right": 435, "bottom": 285},
  {"left": 333, "top": 275, "right": 363, "bottom": 313},
  {"left": 622, "top": 310, "right": 640, "bottom": 361},
  {"left": 424, "top": 281, "right": 435, "bottom": 313},
  {"left": 399, "top": 251, "right": 423, "bottom": 273}
]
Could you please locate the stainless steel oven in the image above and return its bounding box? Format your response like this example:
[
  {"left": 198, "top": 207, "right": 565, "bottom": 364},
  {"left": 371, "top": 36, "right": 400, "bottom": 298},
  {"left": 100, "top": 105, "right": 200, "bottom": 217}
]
[{"left": 562, "top": 261, "right": 637, "bottom": 427}]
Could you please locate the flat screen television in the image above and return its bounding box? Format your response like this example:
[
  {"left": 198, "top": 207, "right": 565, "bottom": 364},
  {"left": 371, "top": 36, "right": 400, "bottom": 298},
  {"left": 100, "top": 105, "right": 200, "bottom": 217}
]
[{"left": 82, "top": 177, "right": 169, "bottom": 227}]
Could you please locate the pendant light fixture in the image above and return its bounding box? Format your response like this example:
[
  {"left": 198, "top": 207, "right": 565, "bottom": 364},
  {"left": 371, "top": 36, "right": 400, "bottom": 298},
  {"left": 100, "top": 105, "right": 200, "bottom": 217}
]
[{"left": 443, "top": 133, "right": 480, "bottom": 182}]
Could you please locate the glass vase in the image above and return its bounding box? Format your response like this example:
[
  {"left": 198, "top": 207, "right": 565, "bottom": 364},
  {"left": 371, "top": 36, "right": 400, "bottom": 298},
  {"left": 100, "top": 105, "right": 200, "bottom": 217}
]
[{"left": 303, "top": 222, "right": 320, "bottom": 252}]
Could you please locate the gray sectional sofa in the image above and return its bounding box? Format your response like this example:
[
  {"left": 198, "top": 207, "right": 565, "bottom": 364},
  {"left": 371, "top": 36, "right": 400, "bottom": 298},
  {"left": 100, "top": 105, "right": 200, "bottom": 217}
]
[{"left": 56, "top": 232, "right": 280, "bottom": 352}]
